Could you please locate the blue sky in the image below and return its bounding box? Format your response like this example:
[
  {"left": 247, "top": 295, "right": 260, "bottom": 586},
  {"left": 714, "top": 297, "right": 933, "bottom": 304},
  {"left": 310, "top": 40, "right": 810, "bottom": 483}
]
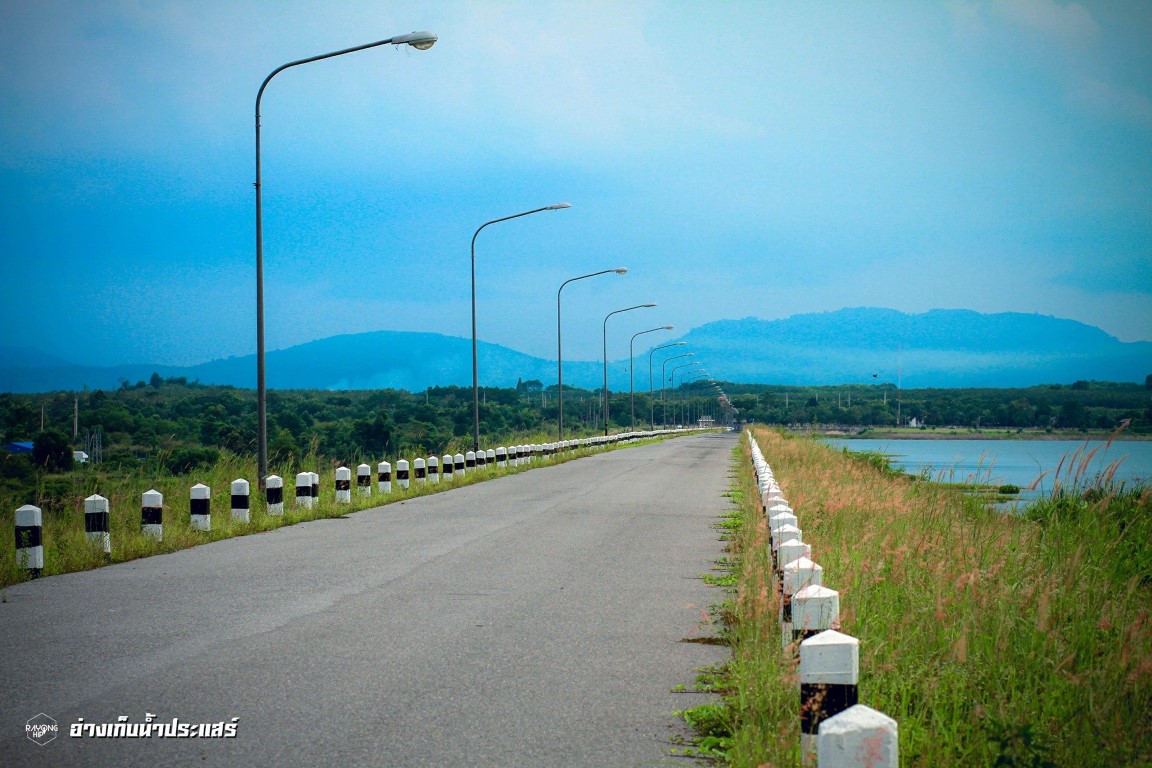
[{"left": 1, "top": 0, "right": 1149, "bottom": 369}]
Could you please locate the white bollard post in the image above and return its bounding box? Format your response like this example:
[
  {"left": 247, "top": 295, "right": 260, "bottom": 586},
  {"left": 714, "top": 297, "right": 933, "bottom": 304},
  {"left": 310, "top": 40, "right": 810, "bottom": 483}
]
[
  {"left": 769, "top": 511, "right": 798, "bottom": 540},
  {"left": 413, "top": 457, "right": 427, "bottom": 485},
  {"left": 773, "top": 523, "right": 802, "bottom": 553},
  {"left": 85, "top": 494, "right": 110, "bottom": 555},
  {"left": 231, "top": 479, "right": 250, "bottom": 523},
  {"left": 266, "top": 474, "right": 284, "bottom": 515},
  {"left": 454, "top": 453, "right": 466, "bottom": 475},
  {"left": 357, "top": 464, "right": 372, "bottom": 496},
  {"left": 777, "top": 539, "right": 812, "bottom": 576},
  {"left": 441, "top": 455, "right": 453, "bottom": 481},
  {"left": 781, "top": 555, "right": 823, "bottom": 646},
  {"left": 397, "top": 459, "right": 410, "bottom": 489},
  {"left": 792, "top": 584, "right": 840, "bottom": 645},
  {"left": 335, "top": 467, "right": 352, "bottom": 502},
  {"left": 767, "top": 502, "right": 794, "bottom": 521},
  {"left": 485, "top": 449, "right": 496, "bottom": 466},
  {"left": 141, "top": 489, "right": 163, "bottom": 541},
  {"left": 190, "top": 483, "right": 211, "bottom": 531},
  {"left": 15, "top": 504, "right": 44, "bottom": 577},
  {"left": 296, "top": 472, "right": 313, "bottom": 508},
  {"left": 800, "top": 630, "right": 859, "bottom": 764},
  {"left": 476, "top": 449, "right": 487, "bottom": 468},
  {"left": 465, "top": 451, "right": 476, "bottom": 470},
  {"left": 310, "top": 472, "right": 320, "bottom": 506},
  {"left": 428, "top": 456, "right": 440, "bottom": 484},
  {"left": 378, "top": 461, "right": 392, "bottom": 493},
  {"left": 817, "top": 705, "right": 897, "bottom": 768}
]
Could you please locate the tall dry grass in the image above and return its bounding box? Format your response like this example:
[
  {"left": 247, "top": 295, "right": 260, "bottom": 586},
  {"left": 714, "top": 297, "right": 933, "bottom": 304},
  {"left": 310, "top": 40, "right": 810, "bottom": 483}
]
[{"left": 726, "top": 427, "right": 1151, "bottom": 767}]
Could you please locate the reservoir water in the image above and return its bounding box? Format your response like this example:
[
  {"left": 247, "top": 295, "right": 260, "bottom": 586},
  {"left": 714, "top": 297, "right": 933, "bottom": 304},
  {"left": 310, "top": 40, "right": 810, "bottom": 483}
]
[{"left": 823, "top": 438, "right": 1152, "bottom": 502}]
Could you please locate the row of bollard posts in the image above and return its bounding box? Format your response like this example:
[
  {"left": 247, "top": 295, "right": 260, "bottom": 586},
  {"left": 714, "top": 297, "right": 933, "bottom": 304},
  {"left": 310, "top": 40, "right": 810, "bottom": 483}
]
[
  {"left": 12, "top": 429, "right": 696, "bottom": 580},
  {"left": 747, "top": 432, "right": 898, "bottom": 768}
]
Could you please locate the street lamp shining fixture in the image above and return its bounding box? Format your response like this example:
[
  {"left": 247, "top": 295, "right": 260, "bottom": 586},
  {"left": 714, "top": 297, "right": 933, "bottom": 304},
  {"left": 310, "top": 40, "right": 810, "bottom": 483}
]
[{"left": 255, "top": 30, "right": 437, "bottom": 486}]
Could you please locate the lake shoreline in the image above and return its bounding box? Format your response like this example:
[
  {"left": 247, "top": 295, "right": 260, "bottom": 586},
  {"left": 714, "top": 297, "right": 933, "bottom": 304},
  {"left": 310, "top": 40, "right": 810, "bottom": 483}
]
[{"left": 796, "top": 427, "right": 1151, "bottom": 441}]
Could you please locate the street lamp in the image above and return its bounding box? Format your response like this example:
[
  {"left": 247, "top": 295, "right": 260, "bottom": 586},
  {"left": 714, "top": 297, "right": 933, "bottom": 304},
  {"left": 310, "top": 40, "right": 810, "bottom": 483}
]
[
  {"left": 556, "top": 268, "right": 627, "bottom": 441},
  {"left": 602, "top": 304, "right": 656, "bottom": 435},
  {"left": 629, "top": 326, "right": 672, "bottom": 428},
  {"left": 255, "top": 31, "right": 437, "bottom": 485},
  {"left": 471, "top": 203, "right": 572, "bottom": 451},
  {"left": 669, "top": 360, "right": 702, "bottom": 426},
  {"left": 648, "top": 342, "right": 686, "bottom": 428},
  {"left": 682, "top": 370, "right": 709, "bottom": 425},
  {"left": 660, "top": 352, "right": 694, "bottom": 428}
]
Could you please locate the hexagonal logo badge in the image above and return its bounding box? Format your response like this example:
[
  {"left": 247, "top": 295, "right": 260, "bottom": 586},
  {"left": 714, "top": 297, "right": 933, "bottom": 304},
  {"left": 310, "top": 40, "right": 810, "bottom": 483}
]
[{"left": 26, "top": 713, "right": 58, "bottom": 746}]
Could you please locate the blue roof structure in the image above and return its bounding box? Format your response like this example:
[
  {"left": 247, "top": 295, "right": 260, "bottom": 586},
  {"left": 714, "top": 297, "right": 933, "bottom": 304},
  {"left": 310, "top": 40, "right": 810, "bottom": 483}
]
[{"left": 4, "top": 442, "right": 34, "bottom": 453}]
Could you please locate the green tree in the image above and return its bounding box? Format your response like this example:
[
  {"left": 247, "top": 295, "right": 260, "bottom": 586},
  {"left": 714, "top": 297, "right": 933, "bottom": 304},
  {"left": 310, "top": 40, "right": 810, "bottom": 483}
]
[{"left": 33, "top": 429, "right": 74, "bottom": 472}]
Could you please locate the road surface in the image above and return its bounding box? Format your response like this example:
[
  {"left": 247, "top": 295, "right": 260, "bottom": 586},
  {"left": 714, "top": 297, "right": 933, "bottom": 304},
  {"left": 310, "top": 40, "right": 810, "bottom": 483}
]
[{"left": 1, "top": 432, "right": 736, "bottom": 767}]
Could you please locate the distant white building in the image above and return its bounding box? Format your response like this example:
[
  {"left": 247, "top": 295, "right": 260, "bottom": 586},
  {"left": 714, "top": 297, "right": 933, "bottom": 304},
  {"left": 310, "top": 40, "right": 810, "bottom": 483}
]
[
  {"left": 73, "top": 450, "right": 89, "bottom": 463},
  {"left": 908, "top": 417, "right": 921, "bottom": 428}
]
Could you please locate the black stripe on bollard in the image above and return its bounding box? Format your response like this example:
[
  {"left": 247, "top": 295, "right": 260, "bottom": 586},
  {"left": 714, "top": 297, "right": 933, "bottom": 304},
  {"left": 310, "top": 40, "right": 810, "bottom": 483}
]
[
  {"left": 397, "top": 470, "right": 410, "bottom": 480},
  {"left": 230, "top": 494, "right": 250, "bottom": 509},
  {"left": 414, "top": 467, "right": 426, "bottom": 479},
  {"left": 267, "top": 486, "right": 284, "bottom": 504},
  {"left": 191, "top": 498, "right": 210, "bottom": 516},
  {"left": 296, "top": 486, "right": 310, "bottom": 498},
  {"left": 15, "top": 525, "right": 42, "bottom": 548},
  {"left": 794, "top": 628, "right": 824, "bottom": 644},
  {"left": 800, "top": 683, "right": 859, "bottom": 735},
  {"left": 85, "top": 510, "right": 109, "bottom": 533},
  {"left": 466, "top": 458, "right": 476, "bottom": 468},
  {"left": 782, "top": 593, "right": 793, "bottom": 623},
  {"left": 379, "top": 471, "right": 392, "bottom": 481},
  {"left": 336, "top": 480, "right": 351, "bottom": 491},
  {"left": 358, "top": 475, "right": 370, "bottom": 486},
  {"left": 141, "top": 506, "right": 163, "bottom": 525},
  {"left": 310, "top": 482, "right": 319, "bottom": 498}
]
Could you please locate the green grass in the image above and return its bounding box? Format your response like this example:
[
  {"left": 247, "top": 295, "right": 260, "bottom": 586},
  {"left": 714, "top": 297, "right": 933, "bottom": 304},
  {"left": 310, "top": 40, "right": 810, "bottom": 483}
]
[{"left": 690, "top": 428, "right": 1152, "bottom": 767}]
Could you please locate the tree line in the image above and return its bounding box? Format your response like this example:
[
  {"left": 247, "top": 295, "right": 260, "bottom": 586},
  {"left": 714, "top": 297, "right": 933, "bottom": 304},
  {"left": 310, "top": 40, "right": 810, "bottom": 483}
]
[{"left": 1, "top": 375, "right": 1148, "bottom": 483}]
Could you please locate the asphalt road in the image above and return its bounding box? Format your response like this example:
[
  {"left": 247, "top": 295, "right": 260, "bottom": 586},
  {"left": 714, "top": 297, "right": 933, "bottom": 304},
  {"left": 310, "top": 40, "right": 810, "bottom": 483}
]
[{"left": 1, "top": 432, "right": 736, "bottom": 767}]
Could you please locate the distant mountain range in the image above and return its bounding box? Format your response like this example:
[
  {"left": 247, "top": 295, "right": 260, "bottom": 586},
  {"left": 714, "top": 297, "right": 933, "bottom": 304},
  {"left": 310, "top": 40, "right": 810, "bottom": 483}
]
[{"left": 1, "top": 308, "right": 1149, "bottom": 393}]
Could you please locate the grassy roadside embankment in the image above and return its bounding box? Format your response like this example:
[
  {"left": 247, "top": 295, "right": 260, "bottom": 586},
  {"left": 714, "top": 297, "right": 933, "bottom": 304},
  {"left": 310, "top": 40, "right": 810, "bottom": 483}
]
[
  {"left": 695, "top": 427, "right": 1151, "bottom": 766},
  {"left": 0, "top": 430, "right": 674, "bottom": 589}
]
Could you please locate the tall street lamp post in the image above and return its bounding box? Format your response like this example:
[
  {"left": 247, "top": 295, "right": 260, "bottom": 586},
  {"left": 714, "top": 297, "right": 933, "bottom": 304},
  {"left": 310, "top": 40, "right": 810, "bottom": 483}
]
[
  {"left": 628, "top": 326, "right": 672, "bottom": 429},
  {"left": 602, "top": 304, "right": 656, "bottom": 436},
  {"left": 255, "top": 31, "right": 437, "bottom": 486},
  {"left": 648, "top": 342, "right": 686, "bottom": 429},
  {"left": 669, "top": 360, "right": 701, "bottom": 426},
  {"left": 471, "top": 203, "right": 571, "bottom": 452},
  {"left": 660, "top": 352, "right": 694, "bottom": 428},
  {"left": 682, "top": 371, "right": 709, "bottom": 425},
  {"left": 556, "top": 268, "right": 627, "bottom": 441}
]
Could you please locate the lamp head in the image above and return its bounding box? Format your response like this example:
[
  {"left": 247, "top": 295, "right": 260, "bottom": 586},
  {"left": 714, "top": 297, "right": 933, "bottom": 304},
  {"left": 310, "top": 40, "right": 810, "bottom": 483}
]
[
  {"left": 392, "top": 31, "right": 438, "bottom": 50},
  {"left": 663, "top": 325, "right": 673, "bottom": 330},
  {"left": 614, "top": 267, "right": 627, "bottom": 275},
  {"left": 547, "top": 202, "right": 572, "bottom": 210},
  {"left": 642, "top": 303, "right": 656, "bottom": 308}
]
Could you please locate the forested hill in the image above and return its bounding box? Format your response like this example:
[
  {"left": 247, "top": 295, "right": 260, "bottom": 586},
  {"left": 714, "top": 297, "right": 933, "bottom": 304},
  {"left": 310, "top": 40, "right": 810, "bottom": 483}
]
[{"left": 2, "top": 308, "right": 1149, "bottom": 393}]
